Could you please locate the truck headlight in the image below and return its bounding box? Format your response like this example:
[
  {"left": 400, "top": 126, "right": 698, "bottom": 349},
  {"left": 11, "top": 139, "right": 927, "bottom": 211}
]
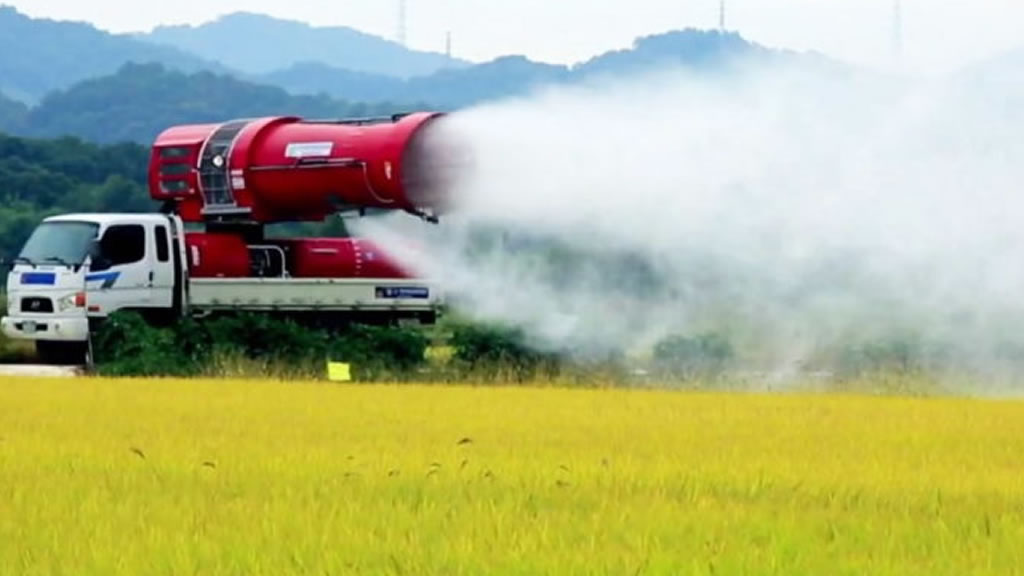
[{"left": 58, "top": 292, "right": 86, "bottom": 311}]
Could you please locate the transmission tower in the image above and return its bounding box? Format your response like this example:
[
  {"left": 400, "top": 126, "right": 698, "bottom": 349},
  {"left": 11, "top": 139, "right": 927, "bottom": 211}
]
[
  {"left": 719, "top": 0, "right": 727, "bottom": 31},
  {"left": 892, "top": 0, "right": 903, "bottom": 61},
  {"left": 397, "top": 0, "right": 407, "bottom": 46}
]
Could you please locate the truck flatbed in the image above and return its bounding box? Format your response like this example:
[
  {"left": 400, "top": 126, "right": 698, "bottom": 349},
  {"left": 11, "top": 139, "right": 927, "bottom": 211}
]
[{"left": 188, "top": 277, "right": 439, "bottom": 312}]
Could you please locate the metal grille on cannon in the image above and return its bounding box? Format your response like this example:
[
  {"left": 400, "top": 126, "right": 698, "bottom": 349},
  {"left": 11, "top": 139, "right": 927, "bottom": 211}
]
[{"left": 198, "top": 120, "right": 249, "bottom": 215}]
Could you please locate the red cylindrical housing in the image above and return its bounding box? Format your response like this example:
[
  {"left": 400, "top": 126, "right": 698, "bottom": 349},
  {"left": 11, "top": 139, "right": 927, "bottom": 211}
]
[
  {"left": 288, "top": 238, "right": 412, "bottom": 279},
  {"left": 182, "top": 233, "right": 414, "bottom": 279},
  {"left": 150, "top": 112, "right": 452, "bottom": 223},
  {"left": 185, "top": 233, "right": 251, "bottom": 278}
]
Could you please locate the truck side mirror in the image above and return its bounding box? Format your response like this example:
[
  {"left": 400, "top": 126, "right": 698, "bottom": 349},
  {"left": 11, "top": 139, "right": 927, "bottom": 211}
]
[{"left": 87, "top": 241, "right": 110, "bottom": 272}]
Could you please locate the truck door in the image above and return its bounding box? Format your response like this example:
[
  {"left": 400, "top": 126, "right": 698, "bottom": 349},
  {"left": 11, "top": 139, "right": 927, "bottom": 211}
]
[
  {"left": 86, "top": 223, "right": 153, "bottom": 315},
  {"left": 149, "top": 223, "right": 175, "bottom": 309}
]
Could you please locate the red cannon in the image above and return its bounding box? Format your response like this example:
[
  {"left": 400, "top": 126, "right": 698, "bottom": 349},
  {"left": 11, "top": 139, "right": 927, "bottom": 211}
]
[{"left": 149, "top": 112, "right": 452, "bottom": 223}]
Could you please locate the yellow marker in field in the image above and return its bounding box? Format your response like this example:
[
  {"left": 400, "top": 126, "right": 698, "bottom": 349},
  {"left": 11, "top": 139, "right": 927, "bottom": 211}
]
[{"left": 326, "top": 361, "right": 352, "bottom": 382}]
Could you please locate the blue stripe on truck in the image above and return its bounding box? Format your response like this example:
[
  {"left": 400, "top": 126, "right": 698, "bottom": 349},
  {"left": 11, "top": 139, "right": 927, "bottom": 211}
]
[
  {"left": 21, "top": 272, "right": 56, "bottom": 285},
  {"left": 85, "top": 271, "right": 120, "bottom": 289}
]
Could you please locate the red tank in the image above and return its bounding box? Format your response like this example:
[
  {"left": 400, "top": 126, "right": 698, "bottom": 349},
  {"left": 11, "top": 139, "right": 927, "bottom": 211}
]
[
  {"left": 184, "top": 233, "right": 251, "bottom": 278},
  {"left": 182, "top": 233, "right": 413, "bottom": 279},
  {"left": 149, "top": 112, "right": 452, "bottom": 223},
  {"left": 288, "top": 238, "right": 411, "bottom": 279}
]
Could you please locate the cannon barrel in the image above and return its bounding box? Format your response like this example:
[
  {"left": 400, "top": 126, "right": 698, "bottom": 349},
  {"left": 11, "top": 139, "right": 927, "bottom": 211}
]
[{"left": 149, "top": 112, "right": 452, "bottom": 223}]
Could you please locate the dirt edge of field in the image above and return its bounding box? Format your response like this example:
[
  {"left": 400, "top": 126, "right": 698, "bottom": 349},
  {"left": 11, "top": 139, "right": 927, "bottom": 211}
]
[{"left": 0, "top": 364, "right": 84, "bottom": 378}]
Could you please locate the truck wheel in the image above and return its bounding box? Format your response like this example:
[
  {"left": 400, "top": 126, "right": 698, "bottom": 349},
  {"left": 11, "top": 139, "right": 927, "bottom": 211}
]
[{"left": 35, "top": 341, "right": 88, "bottom": 366}]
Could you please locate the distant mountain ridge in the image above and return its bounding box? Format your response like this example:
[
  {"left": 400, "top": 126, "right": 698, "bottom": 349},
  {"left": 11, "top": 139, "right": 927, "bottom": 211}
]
[
  {"left": 0, "top": 5, "right": 227, "bottom": 103},
  {"left": 2, "top": 5, "right": 966, "bottom": 149},
  {"left": 0, "top": 6, "right": 470, "bottom": 104},
  {"left": 0, "top": 24, "right": 847, "bottom": 144},
  {"left": 258, "top": 55, "right": 572, "bottom": 110},
  {"left": 137, "top": 12, "right": 470, "bottom": 78},
  {"left": 256, "top": 29, "right": 811, "bottom": 109},
  {"left": 0, "top": 5, "right": 836, "bottom": 114}
]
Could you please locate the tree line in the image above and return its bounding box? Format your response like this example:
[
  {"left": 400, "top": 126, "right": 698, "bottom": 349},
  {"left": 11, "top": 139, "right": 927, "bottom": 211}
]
[
  {"left": 0, "top": 131, "right": 153, "bottom": 263},
  {"left": 1, "top": 63, "right": 432, "bottom": 145}
]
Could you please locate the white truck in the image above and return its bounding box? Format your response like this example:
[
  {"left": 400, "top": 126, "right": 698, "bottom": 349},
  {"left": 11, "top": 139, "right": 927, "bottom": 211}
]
[{"left": 2, "top": 212, "right": 441, "bottom": 364}]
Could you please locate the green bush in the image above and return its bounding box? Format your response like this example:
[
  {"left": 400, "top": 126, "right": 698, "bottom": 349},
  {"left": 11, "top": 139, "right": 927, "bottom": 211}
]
[
  {"left": 829, "top": 336, "right": 954, "bottom": 380},
  {"left": 447, "top": 321, "right": 562, "bottom": 382},
  {"left": 192, "top": 313, "right": 330, "bottom": 367},
  {"left": 91, "top": 311, "right": 199, "bottom": 377},
  {"left": 90, "top": 311, "right": 430, "bottom": 380},
  {"left": 326, "top": 324, "right": 429, "bottom": 379},
  {"left": 652, "top": 332, "right": 735, "bottom": 380}
]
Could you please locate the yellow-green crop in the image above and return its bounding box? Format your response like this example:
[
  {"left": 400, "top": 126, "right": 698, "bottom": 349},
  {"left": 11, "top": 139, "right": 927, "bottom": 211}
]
[{"left": 1, "top": 376, "right": 1024, "bottom": 575}]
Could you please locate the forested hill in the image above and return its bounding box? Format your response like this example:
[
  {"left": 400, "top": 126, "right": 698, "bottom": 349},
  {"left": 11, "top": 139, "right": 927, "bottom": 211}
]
[
  {"left": 139, "top": 12, "right": 469, "bottom": 78},
  {"left": 256, "top": 29, "right": 785, "bottom": 107},
  {"left": 0, "top": 28, "right": 804, "bottom": 145},
  {"left": 4, "top": 63, "right": 430, "bottom": 145},
  {"left": 259, "top": 56, "right": 572, "bottom": 111},
  {"left": 0, "top": 92, "right": 26, "bottom": 132},
  {"left": 0, "top": 4, "right": 796, "bottom": 112},
  {"left": 0, "top": 6, "right": 466, "bottom": 105},
  {"left": 0, "top": 4, "right": 832, "bottom": 145},
  {"left": 0, "top": 6, "right": 224, "bottom": 103},
  {"left": 0, "top": 132, "right": 151, "bottom": 261}
]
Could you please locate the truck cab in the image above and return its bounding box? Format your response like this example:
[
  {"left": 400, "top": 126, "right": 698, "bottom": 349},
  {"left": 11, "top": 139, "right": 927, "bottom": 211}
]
[{"left": 2, "top": 213, "right": 183, "bottom": 363}]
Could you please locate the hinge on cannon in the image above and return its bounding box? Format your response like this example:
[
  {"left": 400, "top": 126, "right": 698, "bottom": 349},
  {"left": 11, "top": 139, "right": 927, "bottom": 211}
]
[{"left": 407, "top": 207, "right": 440, "bottom": 224}]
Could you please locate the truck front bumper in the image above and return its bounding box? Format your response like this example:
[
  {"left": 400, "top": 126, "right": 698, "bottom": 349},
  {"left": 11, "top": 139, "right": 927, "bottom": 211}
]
[{"left": 1, "top": 315, "right": 90, "bottom": 342}]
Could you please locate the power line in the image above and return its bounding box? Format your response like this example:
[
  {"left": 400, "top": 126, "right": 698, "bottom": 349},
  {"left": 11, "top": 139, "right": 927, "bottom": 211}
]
[
  {"left": 397, "top": 0, "right": 407, "bottom": 46},
  {"left": 892, "top": 0, "right": 903, "bottom": 61}
]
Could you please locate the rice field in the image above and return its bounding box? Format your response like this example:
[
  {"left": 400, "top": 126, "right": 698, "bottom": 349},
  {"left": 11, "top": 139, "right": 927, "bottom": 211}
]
[{"left": 1, "top": 376, "right": 1024, "bottom": 575}]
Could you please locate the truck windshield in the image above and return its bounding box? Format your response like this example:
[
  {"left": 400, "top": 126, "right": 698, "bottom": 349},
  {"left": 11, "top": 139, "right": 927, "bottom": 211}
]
[{"left": 18, "top": 221, "right": 99, "bottom": 266}]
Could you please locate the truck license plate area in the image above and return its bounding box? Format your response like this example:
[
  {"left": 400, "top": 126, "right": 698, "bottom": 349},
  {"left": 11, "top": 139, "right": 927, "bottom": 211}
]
[{"left": 19, "top": 321, "right": 47, "bottom": 334}]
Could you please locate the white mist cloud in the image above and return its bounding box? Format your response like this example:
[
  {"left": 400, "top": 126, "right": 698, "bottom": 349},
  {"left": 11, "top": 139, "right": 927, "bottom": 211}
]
[{"left": 354, "top": 56, "right": 1024, "bottom": 376}]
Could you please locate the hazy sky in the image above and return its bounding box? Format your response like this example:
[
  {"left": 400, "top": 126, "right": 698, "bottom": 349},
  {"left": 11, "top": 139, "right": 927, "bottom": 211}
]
[{"left": 5, "top": 0, "right": 1020, "bottom": 75}]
